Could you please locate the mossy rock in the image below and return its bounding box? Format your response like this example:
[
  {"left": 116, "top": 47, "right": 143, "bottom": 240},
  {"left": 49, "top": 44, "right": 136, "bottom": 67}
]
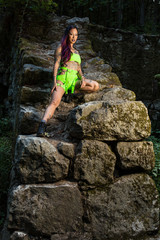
[{"left": 66, "top": 100, "right": 151, "bottom": 141}]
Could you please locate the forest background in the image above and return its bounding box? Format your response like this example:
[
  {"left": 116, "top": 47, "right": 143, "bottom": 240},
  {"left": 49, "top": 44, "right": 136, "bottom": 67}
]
[{"left": 0, "top": 0, "right": 160, "bottom": 231}]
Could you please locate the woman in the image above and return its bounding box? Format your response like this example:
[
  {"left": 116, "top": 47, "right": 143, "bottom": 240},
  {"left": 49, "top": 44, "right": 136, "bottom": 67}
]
[{"left": 37, "top": 25, "right": 99, "bottom": 137}]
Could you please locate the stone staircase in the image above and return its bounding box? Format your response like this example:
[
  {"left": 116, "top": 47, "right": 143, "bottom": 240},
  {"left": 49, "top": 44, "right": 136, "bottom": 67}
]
[{"left": 1, "top": 14, "right": 160, "bottom": 240}]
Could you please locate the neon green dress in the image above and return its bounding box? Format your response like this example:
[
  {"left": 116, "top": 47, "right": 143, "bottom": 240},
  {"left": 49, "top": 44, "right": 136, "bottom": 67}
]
[{"left": 56, "top": 52, "right": 82, "bottom": 94}]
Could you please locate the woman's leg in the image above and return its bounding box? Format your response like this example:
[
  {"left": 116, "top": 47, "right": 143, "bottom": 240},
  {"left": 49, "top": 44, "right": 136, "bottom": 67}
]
[
  {"left": 42, "top": 84, "right": 65, "bottom": 122},
  {"left": 37, "top": 84, "right": 65, "bottom": 137},
  {"left": 80, "top": 79, "right": 99, "bottom": 93}
]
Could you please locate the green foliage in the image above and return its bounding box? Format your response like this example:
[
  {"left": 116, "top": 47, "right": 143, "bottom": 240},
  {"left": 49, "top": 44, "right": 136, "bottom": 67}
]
[
  {"left": 154, "top": 74, "right": 160, "bottom": 79},
  {"left": 27, "top": 0, "right": 58, "bottom": 15},
  {"left": 0, "top": 117, "right": 13, "bottom": 230}
]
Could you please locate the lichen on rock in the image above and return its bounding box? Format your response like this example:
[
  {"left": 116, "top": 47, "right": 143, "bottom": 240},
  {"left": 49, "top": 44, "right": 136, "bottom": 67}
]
[{"left": 66, "top": 100, "right": 151, "bottom": 141}]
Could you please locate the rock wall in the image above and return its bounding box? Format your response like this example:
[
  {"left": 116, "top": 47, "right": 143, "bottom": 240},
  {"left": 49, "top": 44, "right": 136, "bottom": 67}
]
[
  {"left": 1, "top": 15, "right": 160, "bottom": 240},
  {"left": 88, "top": 24, "right": 160, "bottom": 100}
]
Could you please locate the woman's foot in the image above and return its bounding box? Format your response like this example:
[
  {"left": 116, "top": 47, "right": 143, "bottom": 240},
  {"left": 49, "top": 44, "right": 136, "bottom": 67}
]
[{"left": 37, "top": 121, "right": 47, "bottom": 137}]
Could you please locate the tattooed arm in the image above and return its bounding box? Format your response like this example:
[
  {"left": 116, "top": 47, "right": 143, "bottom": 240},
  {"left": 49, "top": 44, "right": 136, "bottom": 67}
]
[
  {"left": 78, "top": 64, "right": 85, "bottom": 80},
  {"left": 51, "top": 45, "right": 62, "bottom": 93},
  {"left": 77, "top": 63, "right": 87, "bottom": 88}
]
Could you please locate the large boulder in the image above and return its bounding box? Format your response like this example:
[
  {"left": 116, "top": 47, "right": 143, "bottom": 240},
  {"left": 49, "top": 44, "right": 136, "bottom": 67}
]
[
  {"left": 84, "top": 86, "right": 136, "bottom": 103},
  {"left": 14, "top": 136, "right": 70, "bottom": 183},
  {"left": 116, "top": 141, "right": 155, "bottom": 171},
  {"left": 66, "top": 101, "right": 151, "bottom": 141},
  {"left": 74, "top": 140, "right": 116, "bottom": 186},
  {"left": 8, "top": 181, "right": 83, "bottom": 235},
  {"left": 87, "top": 173, "right": 159, "bottom": 240}
]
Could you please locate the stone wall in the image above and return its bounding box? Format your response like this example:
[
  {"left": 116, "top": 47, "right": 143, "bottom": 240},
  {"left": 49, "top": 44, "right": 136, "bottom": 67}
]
[
  {"left": 88, "top": 24, "right": 160, "bottom": 100},
  {"left": 0, "top": 15, "right": 160, "bottom": 240}
]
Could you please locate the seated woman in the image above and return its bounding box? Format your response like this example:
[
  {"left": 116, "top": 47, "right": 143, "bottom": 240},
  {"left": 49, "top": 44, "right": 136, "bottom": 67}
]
[{"left": 37, "top": 24, "right": 99, "bottom": 137}]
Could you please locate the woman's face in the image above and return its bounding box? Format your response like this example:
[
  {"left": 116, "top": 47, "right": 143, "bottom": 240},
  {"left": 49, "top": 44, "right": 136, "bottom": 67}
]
[{"left": 68, "top": 28, "right": 78, "bottom": 44}]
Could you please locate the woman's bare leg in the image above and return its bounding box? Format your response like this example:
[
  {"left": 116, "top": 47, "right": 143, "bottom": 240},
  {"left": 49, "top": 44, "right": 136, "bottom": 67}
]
[
  {"left": 80, "top": 79, "right": 99, "bottom": 93},
  {"left": 42, "top": 85, "right": 65, "bottom": 122}
]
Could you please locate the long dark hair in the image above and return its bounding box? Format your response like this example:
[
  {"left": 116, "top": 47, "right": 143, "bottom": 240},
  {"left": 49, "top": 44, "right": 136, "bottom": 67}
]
[{"left": 61, "top": 25, "right": 78, "bottom": 64}]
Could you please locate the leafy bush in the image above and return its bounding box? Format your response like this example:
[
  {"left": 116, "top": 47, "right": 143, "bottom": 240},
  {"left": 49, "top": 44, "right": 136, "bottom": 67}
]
[{"left": 0, "top": 117, "right": 13, "bottom": 230}]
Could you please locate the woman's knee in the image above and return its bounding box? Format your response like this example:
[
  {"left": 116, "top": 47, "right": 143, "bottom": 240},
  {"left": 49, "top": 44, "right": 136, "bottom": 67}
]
[{"left": 93, "top": 81, "right": 99, "bottom": 92}]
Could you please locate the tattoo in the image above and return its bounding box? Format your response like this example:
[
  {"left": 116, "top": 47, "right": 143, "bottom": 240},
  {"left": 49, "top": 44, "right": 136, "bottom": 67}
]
[{"left": 54, "top": 52, "right": 61, "bottom": 63}]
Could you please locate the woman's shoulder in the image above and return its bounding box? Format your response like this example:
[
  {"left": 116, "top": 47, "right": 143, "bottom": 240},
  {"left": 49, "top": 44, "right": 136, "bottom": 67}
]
[{"left": 73, "top": 47, "right": 79, "bottom": 54}]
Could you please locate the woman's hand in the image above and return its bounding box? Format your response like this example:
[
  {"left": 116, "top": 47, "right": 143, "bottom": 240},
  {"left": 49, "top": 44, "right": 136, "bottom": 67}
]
[
  {"left": 50, "top": 82, "right": 57, "bottom": 95},
  {"left": 80, "top": 78, "right": 86, "bottom": 88}
]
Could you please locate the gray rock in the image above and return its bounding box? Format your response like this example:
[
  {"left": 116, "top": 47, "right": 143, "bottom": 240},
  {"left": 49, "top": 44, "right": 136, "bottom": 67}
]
[
  {"left": 116, "top": 141, "right": 155, "bottom": 171},
  {"left": 20, "top": 86, "right": 50, "bottom": 104},
  {"left": 66, "top": 101, "right": 151, "bottom": 141},
  {"left": 57, "top": 142, "right": 75, "bottom": 159},
  {"left": 87, "top": 173, "right": 159, "bottom": 240},
  {"left": 66, "top": 17, "right": 89, "bottom": 25},
  {"left": 14, "top": 136, "right": 70, "bottom": 183},
  {"left": 8, "top": 181, "right": 83, "bottom": 235},
  {"left": 102, "top": 86, "right": 136, "bottom": 102},
  {"left": 19, "top": 105, "right": 43, "bottom": 134},
  {"left": 87, "top": 56, "right": 105, "bottom": 65},
  {"left": 74, "top": 140, "right": 116, "bottom": 185},
  {"left": 22, "top": 64, "right": 52, "bottom": 86},
  {"left": 51, "top": 232, "right": 92, "bottom": 240},
  {"left": 84, "top": 71, "right": 121, "bottom": 87},
  {"left": 84, "top": 86, "right": 136, "bottom": 103},
  {"left": 10, "top": 231, "right": 28, "bottom": 240}
]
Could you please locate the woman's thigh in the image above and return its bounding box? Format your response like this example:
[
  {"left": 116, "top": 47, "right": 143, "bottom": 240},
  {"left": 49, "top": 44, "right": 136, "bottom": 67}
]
[{"left": 50, "top": 83, "right": 65, "bottom": 105}]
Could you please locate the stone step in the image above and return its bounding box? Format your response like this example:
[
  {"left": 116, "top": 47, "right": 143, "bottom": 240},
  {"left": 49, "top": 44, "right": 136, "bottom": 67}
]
[
  {"left": 20, "top": 86, "right": 50, "bottom": 105},
  {"left": 22, "top": 52, "right": 54, "bottom": 68},
  {"left": 84, "top": 56, "right": 112, "bottom": 70},
  {"left": 22, "top": 64, "right": 53, "bottom": 86},
  {"left": 20, "top": 38, "right": 54, "bottom": 68}
]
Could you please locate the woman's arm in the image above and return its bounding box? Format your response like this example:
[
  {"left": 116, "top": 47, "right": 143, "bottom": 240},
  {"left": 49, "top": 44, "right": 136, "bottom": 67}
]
[
  {"left": 51, "top": 45, "right": 62, "bottom": 93},
  {"left": 77, "top": 63, "right": 86, "bottom": 88},
  {"left": 78, "top": 64, "right": 85, "bottom": 80}
]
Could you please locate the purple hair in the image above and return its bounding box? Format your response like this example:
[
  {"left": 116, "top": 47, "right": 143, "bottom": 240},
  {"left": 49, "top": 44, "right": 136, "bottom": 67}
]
[{"left": 61, "top": 25, "right": 78, "bottom": 64}]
